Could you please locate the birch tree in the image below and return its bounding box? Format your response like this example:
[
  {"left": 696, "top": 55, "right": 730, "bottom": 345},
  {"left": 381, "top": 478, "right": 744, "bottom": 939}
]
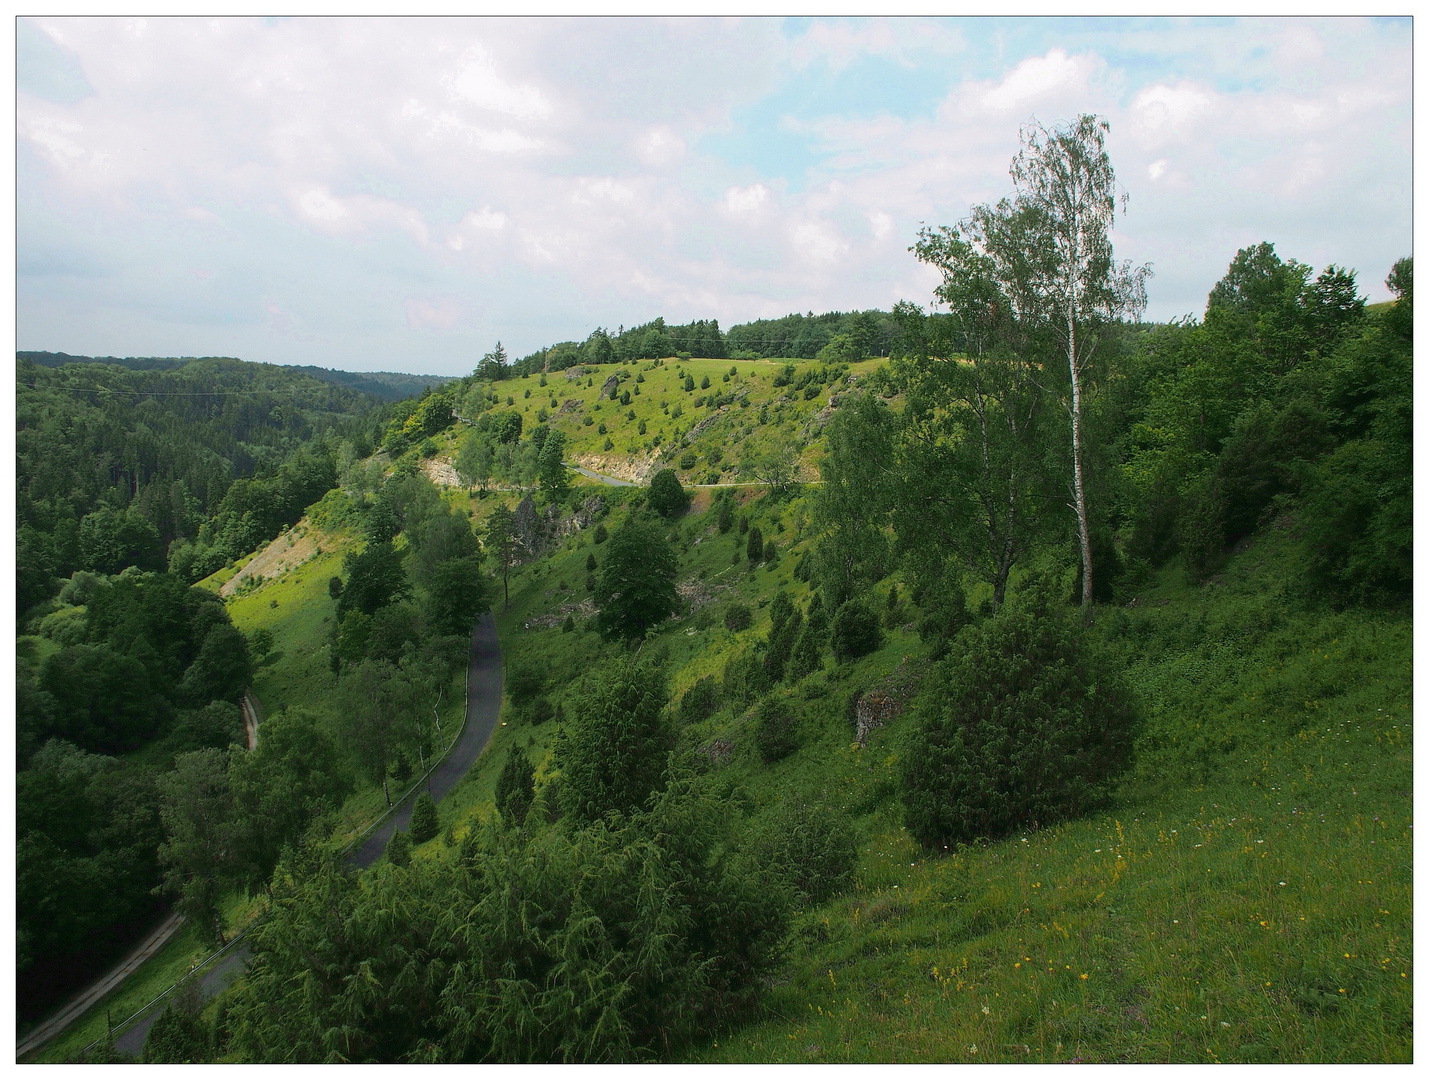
[{"left": 1009, "top": 115, "right": 1150, "bottom": 618}]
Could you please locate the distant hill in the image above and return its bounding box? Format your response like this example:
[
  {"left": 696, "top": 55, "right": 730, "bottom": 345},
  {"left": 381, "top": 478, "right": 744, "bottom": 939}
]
[{"left": 17, "top": 352, "right": 454, "bottom": 403}]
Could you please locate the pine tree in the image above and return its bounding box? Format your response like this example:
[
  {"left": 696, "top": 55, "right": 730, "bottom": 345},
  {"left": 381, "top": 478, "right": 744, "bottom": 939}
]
[{"left": 409, "top": 792, "right": 439, "bottom": 845}]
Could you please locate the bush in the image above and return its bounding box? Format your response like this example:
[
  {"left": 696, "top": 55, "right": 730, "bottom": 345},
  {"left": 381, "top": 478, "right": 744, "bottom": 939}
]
[
  {"left": 556, "top": 659, "right": 671, "bottom": 823},
  {"left": 746, "top": 525, "right": 764, "bottom": 563},
  {"left": 409, "top": 793, "right": 440, "bottom": 845},
  {"left": 899, "top": 594, "right": 1139, "bottom": 850},
  {"left": 647, "top": 469, "right": 691, "bottom": 518},
  {"left": 828, "top": 599, "right": 882, "bottom": 663},
  {"left": 506, "top": 662, "right": 545, "bottom": 712},
  {"left": 593, "top": 523, "right": 607, "bottom": 544},
  {"left": 721, "top": 649, "right": 770, "bottom": 712},
  {"left": 562, "top": 613, "right": 575, "bottom": 633},
  {"left": 753, "top": 698, "right": 798, "bottom": 763},
  {"left": 752, "top": 798, "right": 857, "bottom": 905},
  {"left": 678, "top": 675, "right": 720, "bottom": 725},
  {"left": 385, "top": 828, "right": 412, "bottom": 867},
  {"left": 495, "top": 746, "right": 536, "bottom": 825},
  {"left": 724, "top": 603, "right": 753, "bottom": 632}
]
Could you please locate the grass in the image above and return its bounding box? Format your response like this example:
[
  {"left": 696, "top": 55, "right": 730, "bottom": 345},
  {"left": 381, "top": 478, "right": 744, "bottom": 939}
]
[
  {"left": 412, "top": 487, "right": 1412, "bottom": 1063},
  {"left": 440, "top": 355, "right": 889, "bottom": 488}
]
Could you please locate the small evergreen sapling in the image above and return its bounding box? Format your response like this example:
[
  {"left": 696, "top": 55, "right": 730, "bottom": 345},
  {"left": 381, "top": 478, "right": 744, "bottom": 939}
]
[{"left": 409, "top": 792, "right": 440, "bottom": 845}]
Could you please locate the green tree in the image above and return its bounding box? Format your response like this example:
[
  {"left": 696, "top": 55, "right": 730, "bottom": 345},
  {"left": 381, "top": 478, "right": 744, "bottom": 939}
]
[
  {"left": 538, "top": 430, "right": 569, "bottom": 499},
  {"left": 495, "top": 746, "right": 536, "bottom": 826},
  {"left": 385, "top": 827, "right": 412, "bottom": 867},
  {"left": 484, "top": 504, "right": 518, "bottom": 609},
  {"left": 745, "top": 524, "right": 764, "bottom": 564},
  {"left": 646, "top": 469, "right": 690, "bottom": 518},
  {"left": 421, "top": 556, "right": 491, "bottom": 636},
  {"left": 828, "top": 599, "right": 882, "bottom": 663},
  {"left": 409, "top": 792, "right": 440, "bottom": 845},
  {"left": 476, "top": 342, "right": 509, "bottom": 382},
  {"left": 593, "top": 514, "right": 679, "bottom": 641},
  {"left": 338, "top": 541, "right": 409, "bottom": 618},
  {"left": 455, "top": 433, "right": 496, "bottom": 493},
  {"left": 900, "top": 591, "right": 1138, "bottom": 850},
  {"left": 157, "top": 748, "right": 237, "bottom": 946},
  {"left": 1007, "top": 114, "right": 1150, "bottom": 618},
  {"left": 557, "top": 660, "right": 671, "bottom": 823}
]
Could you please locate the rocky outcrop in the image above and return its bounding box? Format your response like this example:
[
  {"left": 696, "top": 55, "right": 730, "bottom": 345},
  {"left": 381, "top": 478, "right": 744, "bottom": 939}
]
[{"left": 850, "top": 658, "right": 929, "bottom": 746}]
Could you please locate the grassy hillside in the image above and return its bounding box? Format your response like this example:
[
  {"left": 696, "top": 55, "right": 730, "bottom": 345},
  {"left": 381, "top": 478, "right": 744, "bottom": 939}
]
[
  {"left": 448, "top": 356, "right": 888, "bottom": 486},
  {"left": 412, "top": 487, "right": 1411, "bottom": 1063}
]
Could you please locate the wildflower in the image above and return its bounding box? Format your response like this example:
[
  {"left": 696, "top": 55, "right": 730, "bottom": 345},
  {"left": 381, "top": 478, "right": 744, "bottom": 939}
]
[{"left": 982, "top": 1005, "right": 991, "bottom": 1015}]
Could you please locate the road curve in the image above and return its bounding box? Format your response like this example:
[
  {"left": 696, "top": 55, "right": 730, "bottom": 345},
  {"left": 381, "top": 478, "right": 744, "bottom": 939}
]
[{"left": 50, "top": 612, "right": 502, "bottom": 1062}]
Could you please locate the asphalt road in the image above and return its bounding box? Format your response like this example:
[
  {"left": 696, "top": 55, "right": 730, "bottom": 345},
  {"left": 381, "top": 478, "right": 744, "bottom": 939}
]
[{"left": 102, "top": 612, "right": 503, "bottom": 1060}]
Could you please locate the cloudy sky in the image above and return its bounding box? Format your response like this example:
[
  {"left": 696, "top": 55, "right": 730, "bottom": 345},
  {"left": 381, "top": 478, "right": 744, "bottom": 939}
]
[{"left": 16, "top": 16, "right": 1412, "bottom": 376}]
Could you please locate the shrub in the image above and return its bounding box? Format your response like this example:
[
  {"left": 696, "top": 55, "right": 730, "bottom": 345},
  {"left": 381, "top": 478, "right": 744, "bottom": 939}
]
[
  {"left": 724, "top": 603, "right": 753, "bottom": 632},
  {"left": 495, "top": 746, "right": 536, "bottom": 826},
  {"left": 409, "top": 793, "right": 440, "bottom": 845},
  {"left": 746, "top": 525, "right": 764, "bottom": 563},
  {"left": 593, "top": 523, "right": 607, "bottom": 544},
  {"left": 556, "top": 659, "right": 671, "bottom": 822},
  {"left": 648, "top": 469, "right": 691, "bottom": 518},
  {"left": 506, "top": 662, "right": 545, "bottom": 712},
  {"left": 678, "top": 675, "right": 720, "bottom": 725},
  {"left": 752, "top": 798, "right": 857, "bottom": 905},
  {"left": 753, "top": 698, "right": 798, "bottom": 763},
  {"left": 829, "top": 599, "right": 882, "bottom": 663},
  {"left": 716, "top": 497, "right": 734, "bottom": 534},
  {"left": 562, "top": 613, "right": 575, "bottom": 632},
  {"left": 899, "top": 594, "right": 1139, "bottom": 850},
  {"left": 385, "top": 828, "right": 412, "bottom": 867},
  {"left": 721, "top": 649, "right": 770, "bottom": 712}
]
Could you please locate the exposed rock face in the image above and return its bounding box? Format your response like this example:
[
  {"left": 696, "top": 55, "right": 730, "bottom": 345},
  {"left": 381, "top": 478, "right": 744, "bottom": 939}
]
[
  {"left": 850, "top": 658, "right": 929, "bottom": 746},
  {"left": 599, "top": 373, "right": 621, "bottom": 398},
  {"left": 564, "top": 366, "right": 586, "bottom": 380},
  {"left": 697, "top": 737, "right": 734, "bottom": 767}
]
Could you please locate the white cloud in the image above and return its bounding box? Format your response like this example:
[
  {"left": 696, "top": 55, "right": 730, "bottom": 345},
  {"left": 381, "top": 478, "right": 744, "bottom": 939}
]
[
  {"left": 13, "top": 17, "right": 1412, "bottom": 371},
  {"left": 725, "top": 183, "right": 769, "bottom": 214}
]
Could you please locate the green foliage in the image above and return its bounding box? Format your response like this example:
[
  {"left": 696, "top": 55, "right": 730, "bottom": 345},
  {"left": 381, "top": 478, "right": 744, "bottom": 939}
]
[
  {"left": 229, "top": 779, "right": 788, "bottom": 1063},
  {"left": 724, "top": 602, "right": 753, "bottom": 632},
  {"left": 385, "top": 827, "right": 412, "bottom": 867},
  {"left": 556, "top": 659, "right": 671, "bottom": 823},
  {"left": 538, "top": 429, "right": 569, "bottom": 498},
  {"left": 338, "top": 540, "right": 409, "bottom": 618},
  {"left": 594, "top": 513, "right": 679, "bottom": 641},
  {"left": 751, "top": 797, "right": 857, "bottom": 905},
  {"left": 828, "top": 599, "right": 882, "bottom": 664},
  {"left": 746, "top": 525, "right": 764, "bottom": 563},
  {"left": 647, "top": 469, "right": 691, "bottom": 518},
  {"left": 753, "top": 698, "right": 799, "bottom": 764},
  {"left": 677, "top": 675, "right": 720, "bottom": 725},
  {"left": 900, "top": 593, "right": 1138, "bottom": 850},
  {"left": 495, "top": 746, "right": 536, "bottom": 826},
  {"left": 142, "top": 981, "right": 210, "bottom": 1064},
  {"left": 409, "top": 792, "right": 440, "bottom": 845},
  {"left": 721, "top": 649, "right": 770, "bottom": 712}
]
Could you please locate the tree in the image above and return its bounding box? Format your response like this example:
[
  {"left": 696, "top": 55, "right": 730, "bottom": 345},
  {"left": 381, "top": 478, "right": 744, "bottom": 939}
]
[
  {"left": 828, "top": 599, "right": 882, "bottom": 663},
  {"left": 494, "top": 746, "right": 536, "bottom": 826},
  {"left": 455, "top": 433, "right": 495, "bottom": 493},
  {"left": 409, "top": 792, "right": 440, "bottom": 845},
  {"left": 904, "top": 198, "right": 1055, "bottom": 608},
  {"left": 476, "top": 342, "right": 509, "bottom": 382},
  {"left": 594, "top": 514, "right": 679, "bottom": 641},
  {"left": 385, "top": 827, "right": 412, "bottom": 867},
  {"left": 421, "top": 555, "right": 490, "bottom": 636},
  {"left": 810, "top": 394, "right": 895, "bottom": 607},
  {"left": 1007, "top": 114, "right": 1150, "bottom": 619},
  {"left": 900, "top": 590, "right": 1138, "bottom": 850},
  {"left": 745, "top": 525, "right": 764, "bottom": 564},
  {"left": 484, "top": 504, "right": 518, "bottom": 609},
  {"left": 647, "top": 469, "right": 690, "bottom": 518},
  {"left": 556, "top": 659, "right": 671, "bottom": 822},
  {"left": 338, "top": 541, "right": 409, "bottom": 618},
  {"left": 157, "top": 748, "right": 237, "bottom": 946},
  {"left": 740, "top": 444, "right": 799, "bottom": 495},
  {"left": 537, "top": 430, "right": 569, "bottom": 499}
]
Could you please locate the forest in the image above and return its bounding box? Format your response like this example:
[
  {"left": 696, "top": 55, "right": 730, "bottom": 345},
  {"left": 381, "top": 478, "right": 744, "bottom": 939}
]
[{"left": 16, "top": 114, "right": 1411, "bottom": 1064}]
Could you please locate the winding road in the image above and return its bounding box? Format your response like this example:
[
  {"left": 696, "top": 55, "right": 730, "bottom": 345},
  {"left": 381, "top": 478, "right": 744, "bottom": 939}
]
[{"left": 20, "top": 612, "right": 503, "bottom": 1062}]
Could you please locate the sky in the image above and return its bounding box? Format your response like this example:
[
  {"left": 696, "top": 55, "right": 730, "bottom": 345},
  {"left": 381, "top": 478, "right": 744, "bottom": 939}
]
[{"left": 15, "top": 16, "right": 1413, "bottom": 376}]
